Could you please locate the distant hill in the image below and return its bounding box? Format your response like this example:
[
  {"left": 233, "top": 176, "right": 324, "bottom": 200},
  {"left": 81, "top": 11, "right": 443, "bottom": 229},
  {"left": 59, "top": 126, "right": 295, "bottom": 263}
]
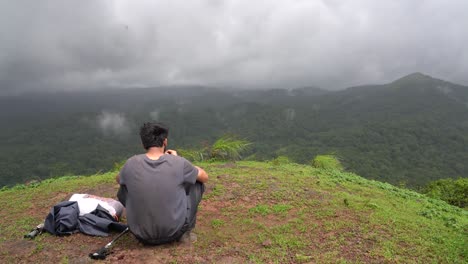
[
  {"left": 0, "top": 161, "right": 466, "bottom": 263},
  {"left": 0, "top": 73, "right": 467, "bottom": 187}
]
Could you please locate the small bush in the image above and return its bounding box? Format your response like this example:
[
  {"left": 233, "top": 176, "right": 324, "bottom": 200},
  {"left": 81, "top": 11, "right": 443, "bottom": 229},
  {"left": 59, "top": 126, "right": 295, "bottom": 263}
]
[
  {"left": 113, "top": 160, "right": 126, "bottom": 171},
  {"left": 270, "top": 156, "right": 291, "bottom": 166},
  {"left": 177, "top": 148, "right": 207, "bottom": 162},
  {"left": 422, "top": 178, "right": 467, "bottom": 208},
  {"left": 211, "top": 136, "right": 251, "bottom": 161},
  {"left": 311, "top": 155, "right": 343, "bottom": 171}
]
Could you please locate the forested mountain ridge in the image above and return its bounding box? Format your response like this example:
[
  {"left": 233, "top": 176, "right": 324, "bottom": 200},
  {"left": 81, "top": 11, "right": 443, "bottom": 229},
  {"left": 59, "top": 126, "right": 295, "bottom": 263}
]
[{"left": 1, "top": 73, "right": 467, "bottom": 187}]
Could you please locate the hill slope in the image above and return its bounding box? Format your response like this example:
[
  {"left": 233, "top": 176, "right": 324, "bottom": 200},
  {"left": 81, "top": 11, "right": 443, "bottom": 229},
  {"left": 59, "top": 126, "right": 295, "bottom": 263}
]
[
  {"left": 1, "top": 73, "right": 468, "bottom": 188},
  {"left": 0, "top": 161, "right": 466, "bottom": 263}
]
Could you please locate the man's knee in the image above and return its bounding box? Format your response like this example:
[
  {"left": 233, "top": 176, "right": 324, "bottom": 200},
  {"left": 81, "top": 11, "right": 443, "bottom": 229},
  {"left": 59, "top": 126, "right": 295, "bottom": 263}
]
[
  {"left": 187, "top": 182, "right": 205, "bottom": 213},
  {"left": 117, "top": 186, "right": 127, "bottom": 207},
  {"left": 194, "top": 182, "right": 205, "bottom": 202},
  {"left": 196, "top": 181, "right": 205, "bottom": 195},
  {"left": 187, "top": 182, "right": 205, "bottom": 196}
]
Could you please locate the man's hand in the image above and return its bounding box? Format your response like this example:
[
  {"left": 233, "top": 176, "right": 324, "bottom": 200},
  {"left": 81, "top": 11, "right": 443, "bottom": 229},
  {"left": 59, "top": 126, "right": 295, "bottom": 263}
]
[
  {"left": 165, "top": 149, "right": 178, "bottom": 156},
  {"left": 195, "top": 166, "right": 208, "bottom": 183}
]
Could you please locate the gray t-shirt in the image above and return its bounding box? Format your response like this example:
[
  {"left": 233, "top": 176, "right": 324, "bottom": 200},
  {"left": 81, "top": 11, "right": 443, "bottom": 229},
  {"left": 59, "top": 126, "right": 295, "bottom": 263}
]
[{"left": 118, "top": 154, "right": 198, "bottom": 242}]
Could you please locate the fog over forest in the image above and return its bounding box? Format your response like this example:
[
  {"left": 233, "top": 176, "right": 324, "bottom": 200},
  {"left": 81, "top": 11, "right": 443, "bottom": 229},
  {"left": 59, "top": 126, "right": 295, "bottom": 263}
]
[{"left": 1, "top": 0, "right": 468, "bottom": 94}]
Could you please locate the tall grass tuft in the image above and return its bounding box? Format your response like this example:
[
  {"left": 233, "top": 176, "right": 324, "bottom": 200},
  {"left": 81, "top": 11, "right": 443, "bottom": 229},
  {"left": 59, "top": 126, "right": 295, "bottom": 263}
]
[
  {"left": 211, "top": 136, "right": 251, "bottom": 161},
  {"left": 311, "top": 154, "right": 343, "bottom": 171},
  {"left": 178, "top": 148, "right": 207, "bottom": 162}
]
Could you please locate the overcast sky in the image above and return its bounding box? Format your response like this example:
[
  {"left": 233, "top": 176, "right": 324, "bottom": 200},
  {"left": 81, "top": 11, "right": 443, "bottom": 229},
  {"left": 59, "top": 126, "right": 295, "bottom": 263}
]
[{"left": 1, "top": 0, "right": 467, "bottom": 94}]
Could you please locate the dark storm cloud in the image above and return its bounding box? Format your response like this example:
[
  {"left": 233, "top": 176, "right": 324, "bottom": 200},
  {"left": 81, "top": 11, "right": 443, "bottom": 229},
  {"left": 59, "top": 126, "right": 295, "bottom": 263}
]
[{"left": 1, "top": 0, "right": 467, "bottom": 94}]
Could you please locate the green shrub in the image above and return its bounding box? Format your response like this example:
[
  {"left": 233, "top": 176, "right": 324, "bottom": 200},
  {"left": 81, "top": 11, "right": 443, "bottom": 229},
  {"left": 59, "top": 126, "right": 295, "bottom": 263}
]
[
  {"left": 270, "top": 156, "right": 291, "bottom": 166},
  {"left": 174, "top": 136, "right": 251, "bottom": 162},
  {"left": 177, "top": 148, "right": 207, "bottom": 162},
  {"left": 311, "top": 155, "right": 343, "bottom": 171},
  {"left": 211, "top": 136, "right": 251, "bottom": 161},
  {"left": 422, "top": 178, "right": 468, "bottom": 208},
  {"left": 113, "top": 160, "right": 126, "bottom": 171}
]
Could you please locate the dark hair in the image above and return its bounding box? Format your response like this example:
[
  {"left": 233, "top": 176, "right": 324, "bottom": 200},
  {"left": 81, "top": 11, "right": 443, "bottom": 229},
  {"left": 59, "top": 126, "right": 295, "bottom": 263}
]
[{"left": 139, "top": 122, "right": 169, "bottom": 150}]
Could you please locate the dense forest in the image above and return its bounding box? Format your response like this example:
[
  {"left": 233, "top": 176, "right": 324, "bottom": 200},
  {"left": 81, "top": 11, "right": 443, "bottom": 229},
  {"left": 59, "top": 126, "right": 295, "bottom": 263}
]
[{"left": 1, "top": 73, "right": 467, "bottom": 188}]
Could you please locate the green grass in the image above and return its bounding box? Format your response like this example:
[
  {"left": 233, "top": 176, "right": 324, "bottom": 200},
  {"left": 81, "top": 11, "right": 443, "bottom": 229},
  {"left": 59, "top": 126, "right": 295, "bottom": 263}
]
[
  {"left": 249, "top": 204, "right": 271, "bottom": 215},
  {"left": 211, "top": 219, "right": 225, "bottom": 228},
  {"left": 0, "top": 161, "right": 466, "bottom": 263}
]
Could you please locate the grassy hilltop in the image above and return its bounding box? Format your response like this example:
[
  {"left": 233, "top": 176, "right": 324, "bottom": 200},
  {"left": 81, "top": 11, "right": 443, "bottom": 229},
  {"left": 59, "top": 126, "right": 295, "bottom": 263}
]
[{"left": 0, "top": 161, "right": 466, "bottom": 263}]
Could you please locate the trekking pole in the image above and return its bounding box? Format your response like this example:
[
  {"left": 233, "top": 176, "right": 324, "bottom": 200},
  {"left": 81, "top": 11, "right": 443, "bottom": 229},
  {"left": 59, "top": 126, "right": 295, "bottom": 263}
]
[
  {"left": 89, "top": 227, "right": 130, "bottom": 260},
  {"left": 24, "top": 223, "right": 44, "bottom": 239}
]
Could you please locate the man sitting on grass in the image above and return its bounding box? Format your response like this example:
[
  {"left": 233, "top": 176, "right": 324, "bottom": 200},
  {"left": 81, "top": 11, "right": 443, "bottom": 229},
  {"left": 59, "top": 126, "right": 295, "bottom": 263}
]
[{"left": 116, "top": 122, "right": 208, "bottom": 245}]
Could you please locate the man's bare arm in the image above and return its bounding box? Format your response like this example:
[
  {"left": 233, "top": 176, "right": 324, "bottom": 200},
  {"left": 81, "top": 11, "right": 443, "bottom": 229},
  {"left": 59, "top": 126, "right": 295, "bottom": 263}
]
[
  {"left": 165, "top": 149, "right": 207, "bottom": 182},
  {"left": 195, "top": 166, "right": 208, "bottom": 183}
]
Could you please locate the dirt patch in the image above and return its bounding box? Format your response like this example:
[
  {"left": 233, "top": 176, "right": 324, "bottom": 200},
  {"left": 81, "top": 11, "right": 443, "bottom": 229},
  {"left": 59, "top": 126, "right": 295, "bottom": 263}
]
[
  {"left": 214, "top": 255, "right": 246, "bottom": 264},
  {"left": 1, "top": 240, "right": 36, "bottom": 256},
  {"left": 303, "top": 188, "right": 331, "bottom": 200}
]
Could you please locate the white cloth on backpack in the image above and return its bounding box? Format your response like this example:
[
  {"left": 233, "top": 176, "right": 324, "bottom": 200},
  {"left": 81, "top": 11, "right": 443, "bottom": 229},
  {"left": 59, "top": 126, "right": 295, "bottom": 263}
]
[{"left": 69, "top": 193, "right": 123, "bottom": 219}]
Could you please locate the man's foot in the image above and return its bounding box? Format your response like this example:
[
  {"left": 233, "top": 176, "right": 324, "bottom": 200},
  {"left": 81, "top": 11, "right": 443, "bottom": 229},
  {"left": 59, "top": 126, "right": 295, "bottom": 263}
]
[{"left": 179, "top": 231, "right": 197, "bottom": 244}]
